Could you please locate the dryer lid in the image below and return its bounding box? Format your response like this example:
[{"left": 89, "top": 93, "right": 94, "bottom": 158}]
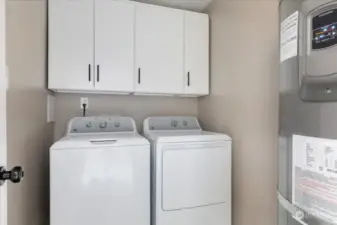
[{"left": 145, "top": 131, "right": 231, "bottom": 142}]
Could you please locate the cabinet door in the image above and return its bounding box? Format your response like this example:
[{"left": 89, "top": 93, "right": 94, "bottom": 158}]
[
  {"left": 49, "top": 0, "right": 94, "bottom": 91},
  {"left": 184, "top": 12, "right": 209, "bottom": 95},
  {"left": 135, "top": 4, "right": 184, "bottom": 95},
  {"left": 95, "top": 0, "right": 135, "bottom": 93}
]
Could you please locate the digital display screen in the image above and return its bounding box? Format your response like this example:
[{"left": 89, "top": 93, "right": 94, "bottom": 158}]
[{"left": 312, "top": 9, "right": 337, "bottom": 50}]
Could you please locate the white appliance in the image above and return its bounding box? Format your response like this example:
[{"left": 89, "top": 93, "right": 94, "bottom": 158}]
[
  {"left": 50, "top": 116, "right": 150, "bottom": 225},
  {"left": 143, "top": 117, "right": 232, "bottom": 225}
]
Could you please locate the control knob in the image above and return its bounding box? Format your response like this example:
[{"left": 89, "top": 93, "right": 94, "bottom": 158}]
[{"left": 99, "top": 121, "right": 108, "bottom": 129}]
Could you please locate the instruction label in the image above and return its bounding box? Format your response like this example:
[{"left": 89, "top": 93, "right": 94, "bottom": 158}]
[
  {"left": 293, "top": 135, "right": 337, "bottom": 223},
  {"left": 280, "top": 11, "right": 299, "bottom": 62}
]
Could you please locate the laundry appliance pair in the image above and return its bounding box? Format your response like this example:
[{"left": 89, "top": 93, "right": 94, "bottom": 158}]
[{"left": 50, "top": 116, "right": 231, "bottom": 225}]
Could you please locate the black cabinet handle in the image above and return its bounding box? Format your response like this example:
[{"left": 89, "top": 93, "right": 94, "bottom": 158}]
[
  {"left": 187, "top": 72, "right": 190, "bottom": 86},
  {"left": 138, "top": 68, "right": 141, "bottom": 84},
  {"left": 97, "top": 65, "right": 100, "bottom": 82},
  {"left": 88, "top": 64, "right": 91, "bottom": 81}
]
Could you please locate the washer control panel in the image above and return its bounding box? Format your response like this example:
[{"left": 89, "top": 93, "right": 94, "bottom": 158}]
[{"left": 67, "top": 116, "right": 136, "bottom": 134}]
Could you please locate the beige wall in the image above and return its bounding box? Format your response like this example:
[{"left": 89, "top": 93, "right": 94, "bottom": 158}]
[
  {"left": 6, "top": 2, "right": 53, "bottom": 225},
  {"left": 4, "top": 1, "right": 279, "bottom": 225},
  {"left": 199, "top": 1, "right": 279, "bottom": 225},
  {"left": 54, "top": 94, "right": 198, "bottom": 140}
]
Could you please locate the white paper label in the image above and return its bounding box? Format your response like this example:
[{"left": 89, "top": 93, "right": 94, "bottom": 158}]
[
  {"left": 280, "top": 11, "right": 299, "bottom": 62},
  {"left": 293, "top": 135, "right": 337, "bottom": 223}
]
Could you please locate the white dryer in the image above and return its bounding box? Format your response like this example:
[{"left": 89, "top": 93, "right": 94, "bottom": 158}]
[
  {"left": 50, "top": 116, "right": 150, "bottom": 225},
  {"left": 143, "top": 117, "right": 232, "bottom": 225}
]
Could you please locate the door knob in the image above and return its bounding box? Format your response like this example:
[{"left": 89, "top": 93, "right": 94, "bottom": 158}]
[{"left": 0, "top": 166, "right": 24, "bottom": 186}]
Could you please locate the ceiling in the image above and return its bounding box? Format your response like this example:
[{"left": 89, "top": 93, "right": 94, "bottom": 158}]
[{"left": 131, "top": 0, "right": 212, "bottom": 12}]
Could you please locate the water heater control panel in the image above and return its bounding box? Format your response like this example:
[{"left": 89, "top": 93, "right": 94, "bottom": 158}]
[
  {"left": 312, "top": 9, "right": 337, "bottom": 50},
  {"left": 299, "top": 1, "right": 337, "bottom": 101}
]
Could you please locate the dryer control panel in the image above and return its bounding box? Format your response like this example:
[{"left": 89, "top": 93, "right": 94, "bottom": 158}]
[
  {"left": 143, "top": 117, "right": 201, "bottom": 132},
  {"left": 67, "top": 116, "right": 137, "bottom": 134}
]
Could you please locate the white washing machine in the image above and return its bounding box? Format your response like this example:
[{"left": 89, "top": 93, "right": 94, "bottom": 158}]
[
  {"left": 143, "top": 117, "right": 232, "bottom": 225},
  {"left": 50, "top": 116, "right": 150, "bottom": 225}
]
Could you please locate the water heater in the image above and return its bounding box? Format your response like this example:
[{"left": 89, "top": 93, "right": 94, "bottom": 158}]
[{"left": 279, "top": 1, "right": 337, "bottom": 225}]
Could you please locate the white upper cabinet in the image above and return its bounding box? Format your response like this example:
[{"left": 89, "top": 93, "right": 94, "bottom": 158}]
[
  {"left": 94, "top": 0, "right": 135, "bottom": 93},
  {"left": 48, "top": 0, "right": 209, "bottom": 96},
  {"left": 135, "top": 4, "right": 184, "bottom": 95},
  {"left": 184, "top": 11, "right": 209, "bottom": 96},
  {"left": 49, "top": 0, "right": 94, "bottom": 91}
]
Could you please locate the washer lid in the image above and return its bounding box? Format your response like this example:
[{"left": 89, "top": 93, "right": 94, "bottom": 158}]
[{"left": 51, "top": 133, "right": 149, "bottom": 150}]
